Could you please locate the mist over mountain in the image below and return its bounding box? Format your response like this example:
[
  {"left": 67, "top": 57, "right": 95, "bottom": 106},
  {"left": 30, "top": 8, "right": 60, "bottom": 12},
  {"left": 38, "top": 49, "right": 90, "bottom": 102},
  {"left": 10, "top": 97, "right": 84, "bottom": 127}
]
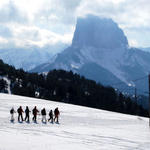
[
  {"left": 30, "top": 15, "right": 150, "bottom": 93},
  {"left": 0, "top": 43, "right": 68, "bottom": 71}
]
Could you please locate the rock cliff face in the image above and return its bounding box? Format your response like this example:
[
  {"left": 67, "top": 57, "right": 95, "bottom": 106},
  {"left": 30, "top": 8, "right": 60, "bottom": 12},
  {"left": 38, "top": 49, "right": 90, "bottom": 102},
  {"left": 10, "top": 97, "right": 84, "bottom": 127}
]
[
  {"left": 72, "top": 15, "right": 128, "bottom": 49},
  {"left": 31, "top": 15, "right": 150, "bottom": 94}
]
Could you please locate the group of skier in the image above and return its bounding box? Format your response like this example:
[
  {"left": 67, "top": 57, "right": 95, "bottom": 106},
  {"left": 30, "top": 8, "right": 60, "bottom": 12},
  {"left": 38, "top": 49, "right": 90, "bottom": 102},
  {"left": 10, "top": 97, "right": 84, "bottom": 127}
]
[{"left": 10, "top": 106, "right": 60, "bottom": 123}]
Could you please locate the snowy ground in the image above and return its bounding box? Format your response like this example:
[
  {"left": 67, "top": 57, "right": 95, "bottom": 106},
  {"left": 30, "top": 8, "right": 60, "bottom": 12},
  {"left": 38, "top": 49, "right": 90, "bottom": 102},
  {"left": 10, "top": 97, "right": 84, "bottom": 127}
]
[{"left": 0, "top": 93, "right": 150, "bottom": 150}]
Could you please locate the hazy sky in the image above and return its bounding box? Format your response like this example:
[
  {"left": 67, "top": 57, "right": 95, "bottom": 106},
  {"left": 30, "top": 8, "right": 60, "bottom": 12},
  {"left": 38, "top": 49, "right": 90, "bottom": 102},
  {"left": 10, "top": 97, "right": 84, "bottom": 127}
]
[{"left": 0, "top": 0, "right": 149, "bottom": 49}]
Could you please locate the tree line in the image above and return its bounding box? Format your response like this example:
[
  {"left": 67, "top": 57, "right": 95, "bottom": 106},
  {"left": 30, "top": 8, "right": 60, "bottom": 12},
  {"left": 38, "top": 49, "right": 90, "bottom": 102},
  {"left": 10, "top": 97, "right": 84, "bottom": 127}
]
[{"left": 0, "top": 59, "right": 148, "bottom": 117}]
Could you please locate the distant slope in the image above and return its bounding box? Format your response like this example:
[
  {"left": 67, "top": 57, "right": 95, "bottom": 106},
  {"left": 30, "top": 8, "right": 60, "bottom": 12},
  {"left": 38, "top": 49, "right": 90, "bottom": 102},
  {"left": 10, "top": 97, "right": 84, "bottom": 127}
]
[
  {"left": 0, "top": 93, "right": 150, "bottom": 150},
  {"left": 78, "top": 62, "right": 124, "bottom": 86},
  {"left": 0, "top": 43, "right": 67, "bottom": 71},
  {"left": 0, "top": 48, "right": 53, "bottom": 71}
]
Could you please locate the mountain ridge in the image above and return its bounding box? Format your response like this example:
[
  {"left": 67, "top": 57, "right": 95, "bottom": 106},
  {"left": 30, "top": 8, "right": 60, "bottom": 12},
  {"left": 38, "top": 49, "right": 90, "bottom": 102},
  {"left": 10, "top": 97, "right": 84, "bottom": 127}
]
[{"left": 0, "top": 43, "right": 68, "bottom": 71}]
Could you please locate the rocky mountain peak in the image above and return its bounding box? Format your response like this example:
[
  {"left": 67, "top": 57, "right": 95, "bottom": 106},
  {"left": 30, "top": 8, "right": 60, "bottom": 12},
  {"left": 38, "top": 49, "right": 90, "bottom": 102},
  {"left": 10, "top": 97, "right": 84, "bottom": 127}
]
[{"left": 72, "top": 15, "right": 128, "bottom": 49}]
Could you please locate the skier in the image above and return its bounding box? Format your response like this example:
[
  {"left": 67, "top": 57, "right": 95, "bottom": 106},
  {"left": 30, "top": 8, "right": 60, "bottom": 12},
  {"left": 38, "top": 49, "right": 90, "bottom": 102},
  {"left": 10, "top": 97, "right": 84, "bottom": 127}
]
[
  {"left": 54, "top": 107, "right": 60, "bottom": 123},
  {"left": 32, "top": 106, "right": 39, "bottom": 122},
  {"left": 25, "top": 106, "right": 30, "bottom": 122},
  {"left": 48, "top": 110, "right": 53, "bottom": 123},
  {"left": 17, "top": 106, "right": 24, "bottom": 122},
  {"left": 10, "top": 107, "right": 16, "bottom": 122},
  {"left": 41, "top": 108, "right": 47, "bottom": 123}
]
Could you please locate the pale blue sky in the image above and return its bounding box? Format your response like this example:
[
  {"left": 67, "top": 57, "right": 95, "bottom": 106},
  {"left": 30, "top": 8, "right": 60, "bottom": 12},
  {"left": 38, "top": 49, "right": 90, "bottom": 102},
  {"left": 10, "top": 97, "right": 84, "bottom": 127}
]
[{"left": 0, "top": 0, "right": 149, "bottom": 50}]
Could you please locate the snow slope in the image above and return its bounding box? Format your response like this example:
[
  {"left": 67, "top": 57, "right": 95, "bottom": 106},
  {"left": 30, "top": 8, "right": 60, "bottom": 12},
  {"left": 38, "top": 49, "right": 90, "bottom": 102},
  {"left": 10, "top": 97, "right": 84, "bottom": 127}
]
[{"left": 0, "top": 93, "right": 150, "bottom": 150}]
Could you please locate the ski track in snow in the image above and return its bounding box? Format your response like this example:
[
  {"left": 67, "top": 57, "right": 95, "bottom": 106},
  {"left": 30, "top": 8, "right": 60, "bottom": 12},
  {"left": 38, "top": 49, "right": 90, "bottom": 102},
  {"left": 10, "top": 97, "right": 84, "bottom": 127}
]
[{"left": 0, "top": 93, "right": 150, "bottom": 150}]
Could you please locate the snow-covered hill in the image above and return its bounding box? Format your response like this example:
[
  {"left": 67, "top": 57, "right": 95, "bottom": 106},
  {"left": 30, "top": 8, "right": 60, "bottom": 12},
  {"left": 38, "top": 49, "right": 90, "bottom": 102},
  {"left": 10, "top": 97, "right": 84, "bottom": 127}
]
[{"left": 0, "top": 93, "right": 150, "bottom": 150}]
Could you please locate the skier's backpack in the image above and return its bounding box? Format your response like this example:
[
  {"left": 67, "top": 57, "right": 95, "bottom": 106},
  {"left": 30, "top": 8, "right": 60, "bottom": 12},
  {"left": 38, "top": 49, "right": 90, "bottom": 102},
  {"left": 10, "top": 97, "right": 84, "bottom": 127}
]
[
  {"left": 49, "top": 111, "right": 53, "bottom": 117},
  {"left": 54, "top": 108, "right": 59, "bottom": 116},
  {"left": 32, "top": 109, "right": 35, "bottom": 115},
  {"left": 10, "top": 109, "right": 13, "bottom": 114},
  {"left": 41, "top": 109, "right": 44, "bottom": 115},
  {"left": 33, "top": 108, "right": 37, "bottom": 115}
]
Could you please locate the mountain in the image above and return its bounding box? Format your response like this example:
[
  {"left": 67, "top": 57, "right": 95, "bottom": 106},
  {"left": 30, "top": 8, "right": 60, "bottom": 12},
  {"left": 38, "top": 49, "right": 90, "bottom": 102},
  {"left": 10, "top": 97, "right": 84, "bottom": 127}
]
[
  {"left": 0, "top": 43, "right": 67, "bottom": 71},
  {"left": 0, "top": 93, "right": 150, "bottom": 150},
  {"left": 72, "top": 15, "right": 128, "bottom": 49},
  {"left": 31, "top": 15, "right": 150, "bottom": 93},
  {"left": 0, "top": 48, "right": 52, "bottom": 71}
]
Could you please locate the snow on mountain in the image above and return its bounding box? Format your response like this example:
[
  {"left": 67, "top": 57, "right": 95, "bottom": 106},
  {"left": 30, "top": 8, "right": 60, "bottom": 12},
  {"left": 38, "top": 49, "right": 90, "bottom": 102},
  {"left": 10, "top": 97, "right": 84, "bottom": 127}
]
[
  {"left": 0, "top": 93, "right": 150, "bottom": 150},
  {"left": 31, "top": 15, "right": 150, "bottom": 93}
]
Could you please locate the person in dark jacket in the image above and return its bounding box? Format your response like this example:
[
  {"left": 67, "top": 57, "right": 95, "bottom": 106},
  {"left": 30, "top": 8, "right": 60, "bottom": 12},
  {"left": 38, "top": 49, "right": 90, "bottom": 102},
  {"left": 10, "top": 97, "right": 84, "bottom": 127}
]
[
  {"left": 17, "top": 106, "right": 24, "bottom": 122},
  {"left": 25, "top": 106, "right": 30, "bottom": 122},
  {"left": 41, "top": 108, "right": 47, "bottom": 123},
  {"left": 48, "top": 110, "right": 53, "bottom": 123},
  {"left": 32, "top": 106, "right": 39, "bottom": 122},
  {"left": 10, "top": 107, "right": 16, "bottom": 121},
  {"left": 54, "top": 107, "right": 60, "bottom": 123}
]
